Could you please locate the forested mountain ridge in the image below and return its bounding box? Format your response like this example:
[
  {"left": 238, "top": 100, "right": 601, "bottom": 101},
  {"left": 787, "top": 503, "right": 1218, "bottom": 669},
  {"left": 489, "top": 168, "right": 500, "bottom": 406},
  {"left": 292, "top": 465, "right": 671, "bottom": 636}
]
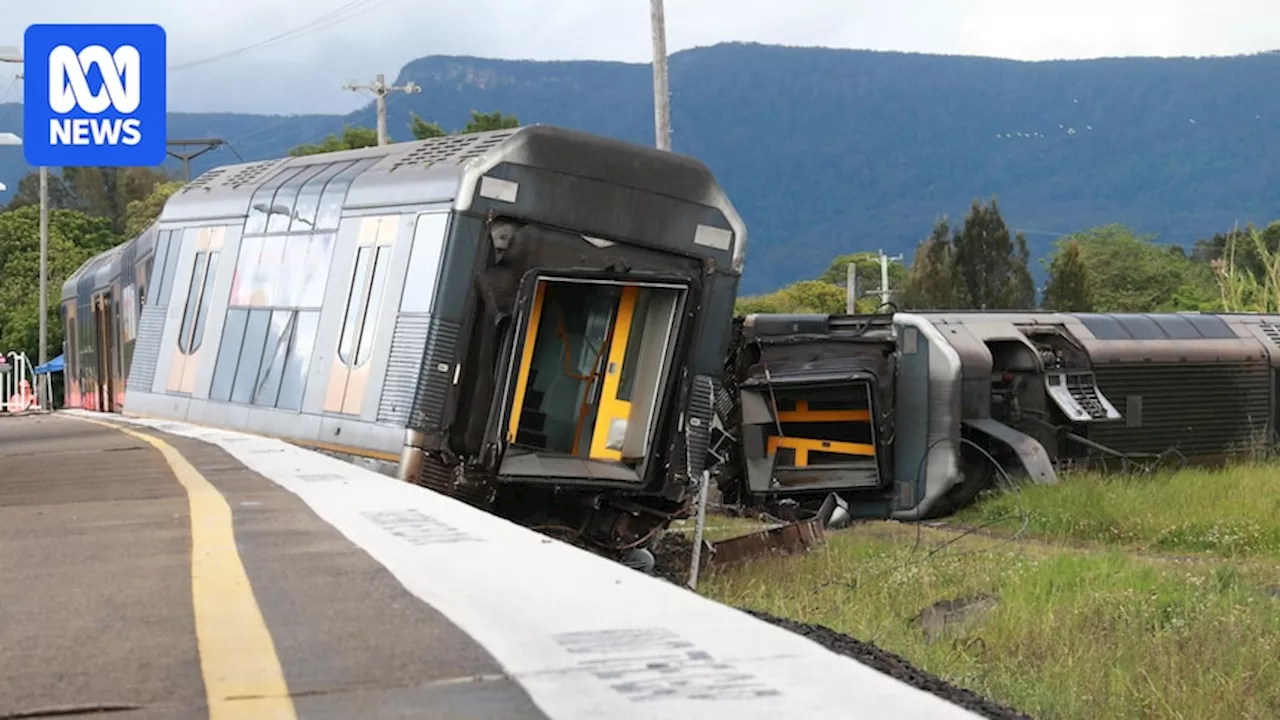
[{"left": 2, "top": 42, "right": 1279, "bottom": 294}]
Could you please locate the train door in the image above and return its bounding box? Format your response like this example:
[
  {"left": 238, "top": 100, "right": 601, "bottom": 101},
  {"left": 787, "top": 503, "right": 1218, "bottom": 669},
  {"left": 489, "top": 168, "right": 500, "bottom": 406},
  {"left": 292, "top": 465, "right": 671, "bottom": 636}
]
[
  {"left": 92, "top": 290, "right": 117, "bottom": 412},
  {"left": 323, "top": 215, "right": 397, "bottom": 416},
  {"left": 505, "top": 278, "right": 684, "bottom": 467},
  {"left": 63, "top": 301, "right": 80, "bottom": 408}
]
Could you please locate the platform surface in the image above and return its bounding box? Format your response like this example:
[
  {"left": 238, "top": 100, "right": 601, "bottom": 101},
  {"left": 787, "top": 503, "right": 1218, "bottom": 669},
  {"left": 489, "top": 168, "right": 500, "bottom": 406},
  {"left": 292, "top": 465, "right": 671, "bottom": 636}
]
[{"left": 0, "top": 410, "right": 982, "bottom": 720}]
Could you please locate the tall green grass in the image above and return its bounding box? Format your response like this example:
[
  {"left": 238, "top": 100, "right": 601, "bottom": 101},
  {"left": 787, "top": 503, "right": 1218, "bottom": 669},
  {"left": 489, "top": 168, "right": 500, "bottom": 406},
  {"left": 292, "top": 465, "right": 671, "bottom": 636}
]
[{"left": 959, "top": 462, "right": 1280, "bottom": 556}]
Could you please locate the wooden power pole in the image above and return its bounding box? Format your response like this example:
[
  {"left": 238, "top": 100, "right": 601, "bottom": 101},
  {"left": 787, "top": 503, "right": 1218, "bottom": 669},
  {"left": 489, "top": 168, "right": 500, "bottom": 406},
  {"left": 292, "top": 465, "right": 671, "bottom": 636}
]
[
  {"left": 650, "top": 0, "right": 671, "bottom": 150},
  {"left": 343, "top": 74, "right": 421, "bottom": 146}
]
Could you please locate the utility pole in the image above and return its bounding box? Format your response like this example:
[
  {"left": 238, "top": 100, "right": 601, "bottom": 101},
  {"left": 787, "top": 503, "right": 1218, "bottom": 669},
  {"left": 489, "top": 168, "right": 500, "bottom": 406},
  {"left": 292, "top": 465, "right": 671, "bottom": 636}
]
[
  {"left": 877, "top": 250, "right": 904, "bottom": 306},
  {"left": 650, "top": 0, "right": 671, "bottom": 150},
  {"left": 845, "top": 262, "right": 858, "bottom": 314},
  {"left": 166, "top": 139, "right": 226, "bottom": 182},
  {"left": 342, "top": 73, "right": 421, "bottom": 146}
]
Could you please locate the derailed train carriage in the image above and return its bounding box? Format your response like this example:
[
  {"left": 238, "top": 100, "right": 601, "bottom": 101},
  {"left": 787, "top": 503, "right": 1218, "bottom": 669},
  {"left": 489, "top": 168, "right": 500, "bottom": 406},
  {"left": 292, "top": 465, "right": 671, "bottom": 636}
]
[
  {"left": 60, "top": 125, "right": 746, "bottom": 565},
  {"left": 713, "top": 309, "right": 1280, "bottom": 522}
]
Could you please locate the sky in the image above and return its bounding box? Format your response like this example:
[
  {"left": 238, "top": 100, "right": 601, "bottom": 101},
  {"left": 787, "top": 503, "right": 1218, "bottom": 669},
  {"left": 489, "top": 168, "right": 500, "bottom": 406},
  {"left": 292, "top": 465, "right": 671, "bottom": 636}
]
[{"left": 1, "top": 0, "right": 1278, "bottom": 115}]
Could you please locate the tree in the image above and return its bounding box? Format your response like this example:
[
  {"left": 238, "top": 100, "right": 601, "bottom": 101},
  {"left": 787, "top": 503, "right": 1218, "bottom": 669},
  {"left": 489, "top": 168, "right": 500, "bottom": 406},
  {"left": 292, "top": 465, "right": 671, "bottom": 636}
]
[
  {"left": 409, "top": 113, "right": 446, "bottom": 140},
  {"left": 1066, "top": 224, "right": 1217, "bottom": 312},
  {"left": 124, "top": 180, "right": 185, "bottom": 238},
  {"left": 900, "top": 217, "right": 962, "bottom": 310},
  {"left": 293, "top": 109, "right": 521, "bottom": 157},
  {"left": 288, "top": 126, "right": 379, "bottom": 156},
  {"left": 5, "top": 166, "right": 171, "bottom": 235},
  {"left": 463, "top": 110, "right": 519, "bottom": 133},
  {"left": 735, "top": 279, "right": 847, "bottom": 315},
  {"left": 0, "top": 206, "right": 123, "bottom": 364},
  {"left": 817, "top": 251, "right": 909, "bottom": 306},
  {"left": 950, "top": 197, "right": 1035, "bottom": 309},
  {"left": 1041, "top": 239, "right": 1093, "bottom": 311}
]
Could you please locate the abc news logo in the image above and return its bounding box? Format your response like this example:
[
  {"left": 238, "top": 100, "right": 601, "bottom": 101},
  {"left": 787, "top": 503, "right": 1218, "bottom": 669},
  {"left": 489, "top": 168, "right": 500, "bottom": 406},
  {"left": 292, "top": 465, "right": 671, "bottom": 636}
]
[
  {"left": 23, "top": 24, "right": 167, "bottom": 167},
  {"left": 49, "top": 44, "right": 143, "bottom": 147}
]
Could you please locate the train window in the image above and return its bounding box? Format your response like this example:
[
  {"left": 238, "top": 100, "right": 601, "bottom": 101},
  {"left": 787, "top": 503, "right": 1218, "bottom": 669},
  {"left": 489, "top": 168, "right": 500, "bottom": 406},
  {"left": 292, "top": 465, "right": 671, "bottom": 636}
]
[
  {"left": 245, "top": 166, "right": 305, "bottom": 235},
  {"left": 338, "top": 247, "right": 373, "bottom": 365},
  {"left": 230, "top": 236, "right": 263, "bottom": 307},
  {"left": 299, "top": 234, "right": 335, "bottom": 308},
  {"left": 190, "top": 251, "right": 220, "bottom": 352},
  {"left": 355, "top": 246, "right": 391, "bottom": 367},
  {"left": 267, "top": 165, "right": 326, "bottom": 234},
  {"left": 177, "top": 252, "right": 207, "bottom": 354},
  {"left": 277, "top": 311, "right": 319, "bottom": 411},
  {"left": 252, "top": 310, "right": 294, "bottom": 406},
  {"left": 209, "top": 309, "right": 249, "bottom": 402},
  {"left": 291, "top": 161, "right": 352, "bottom": 233},
  {"left": 279, "top": 237, "right": 311, "bottom": 306},
  {"left": 230, "top": 310, "right": 271, "bottom": 403},
  {"left": 159, "top": 231, "right": 185, "bottom": 306},
  {"left": 399, "top": 212, "right": 449, "bottom": 313},
  {"left": 315, "top": 159, "right": 374, "bottom": 231},
  {"left": 254, "top": 236, "right": 287, "bottom": 307},
  {"left": 148, "top": 231, "right": 172, "bottom": 306}
]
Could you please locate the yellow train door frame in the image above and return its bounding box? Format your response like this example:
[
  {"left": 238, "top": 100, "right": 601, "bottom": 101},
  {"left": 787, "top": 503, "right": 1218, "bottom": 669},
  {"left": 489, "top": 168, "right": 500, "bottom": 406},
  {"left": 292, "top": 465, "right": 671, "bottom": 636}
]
[
  {"left": 587, "top": 285, "right": 638, "bottom": 460},
  {"left": 505, "top": 280, "right": 641, "bottom": 463}
]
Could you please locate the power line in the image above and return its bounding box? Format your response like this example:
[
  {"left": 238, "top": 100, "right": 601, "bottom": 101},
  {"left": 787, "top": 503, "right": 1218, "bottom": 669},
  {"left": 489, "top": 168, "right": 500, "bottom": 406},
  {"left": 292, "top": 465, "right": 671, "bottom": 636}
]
[
  {"left": 168, "top": 0, "right": 394, "bottom": 72},
  {"left": 342, "top": 74, "right": 419, "bottom": 146}
]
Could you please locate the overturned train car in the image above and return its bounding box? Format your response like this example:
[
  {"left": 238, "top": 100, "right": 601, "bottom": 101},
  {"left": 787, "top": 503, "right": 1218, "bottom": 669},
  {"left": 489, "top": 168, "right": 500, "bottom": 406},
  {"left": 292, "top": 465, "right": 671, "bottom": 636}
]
[
  {"left": 60, "top": 125, "right": 746, "bottom": 563},
  {"left": 714, "top": 310, "right": 1280, "bottom": 521}
]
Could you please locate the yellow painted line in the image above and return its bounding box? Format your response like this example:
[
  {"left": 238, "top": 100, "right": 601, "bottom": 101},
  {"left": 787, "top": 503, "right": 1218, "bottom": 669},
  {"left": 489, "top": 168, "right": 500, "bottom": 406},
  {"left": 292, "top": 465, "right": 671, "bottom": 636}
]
[{"left": 77, "top": 416, "right": 297, "bottom": 720}]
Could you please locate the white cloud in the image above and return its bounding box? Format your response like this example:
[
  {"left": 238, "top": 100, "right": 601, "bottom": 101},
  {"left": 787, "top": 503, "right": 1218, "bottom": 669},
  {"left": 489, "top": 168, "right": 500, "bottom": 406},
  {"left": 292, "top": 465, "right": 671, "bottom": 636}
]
[{"left": 2, "top": 0, "right": 1277, "bottom": 114}]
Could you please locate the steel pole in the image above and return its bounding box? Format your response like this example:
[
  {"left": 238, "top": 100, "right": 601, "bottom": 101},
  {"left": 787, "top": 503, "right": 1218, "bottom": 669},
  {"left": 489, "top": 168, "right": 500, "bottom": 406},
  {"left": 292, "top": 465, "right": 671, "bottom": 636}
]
[{"left": 39, "top": 165, "right": 48, "bottom": 407}]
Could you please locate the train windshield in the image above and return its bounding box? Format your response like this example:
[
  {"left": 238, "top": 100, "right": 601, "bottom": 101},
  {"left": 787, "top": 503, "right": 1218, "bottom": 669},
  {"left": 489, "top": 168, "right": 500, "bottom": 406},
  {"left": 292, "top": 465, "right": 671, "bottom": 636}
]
[{"left": 504, "top": 277, "right": 685, "bottom": 472}]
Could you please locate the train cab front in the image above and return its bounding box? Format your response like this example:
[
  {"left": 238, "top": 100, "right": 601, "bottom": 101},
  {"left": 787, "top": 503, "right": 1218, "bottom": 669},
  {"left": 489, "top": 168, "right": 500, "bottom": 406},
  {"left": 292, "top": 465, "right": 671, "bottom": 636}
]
[{"left": 448, "top": 218, "right": 727, "bottom": 563}]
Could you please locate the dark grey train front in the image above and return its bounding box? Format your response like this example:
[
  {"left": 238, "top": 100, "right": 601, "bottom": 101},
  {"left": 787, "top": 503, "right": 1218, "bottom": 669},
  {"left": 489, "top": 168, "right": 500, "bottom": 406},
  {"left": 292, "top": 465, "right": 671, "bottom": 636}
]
[
  {"left": 109, "top": 125, "right": 745, "bottom": 557},
  {"left": 713, "top": 310, "right": 1280, "bottom": 521}
]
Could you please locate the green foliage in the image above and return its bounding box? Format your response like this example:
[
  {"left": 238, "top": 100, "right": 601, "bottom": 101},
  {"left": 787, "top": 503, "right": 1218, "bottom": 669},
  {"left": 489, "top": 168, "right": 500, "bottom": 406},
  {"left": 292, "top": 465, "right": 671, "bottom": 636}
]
[
  {"left": 901, "top": 217, "right": 962, "bottom": 310},
  {"left": 1063, "top": 224, "right": 1217, "bottom": 312},
  {"left": 5, "top": 166, "right": 172, "bottom": 235},
  {"left": 897, "top": 200, "right": 1036, "bottom": 310},
  {"left": 409, "top": 113, "right": 446, "bottom": 140},
  {"left": 410, "top": 109, "right": 519, "bottom": 140},
  {"left": 462, "top": 110, "right": 519, "bottom": 133},
  {"left": 817, "top": 251, "right": 908, "bottom": 306},
  {"left": 734, "top": 280, "right": 849, "bottom": 315},
  {"left": 950, "top": 197, "right": 1036, "bottom": 309},
  {"left": 1041, "top": 240, "right": 1094, "bottom": 311},
  {"left": 0, "top": 206, "right": 123, "bottom": 362},
  {"left": 124, "top": 180, "right": 185, "bottom": 238},
  {"left": 294, "top": 109, "right": 520, "bottom": 156},
  {"left": 288, "top": 126, "right": 380, "bottom": 156}
]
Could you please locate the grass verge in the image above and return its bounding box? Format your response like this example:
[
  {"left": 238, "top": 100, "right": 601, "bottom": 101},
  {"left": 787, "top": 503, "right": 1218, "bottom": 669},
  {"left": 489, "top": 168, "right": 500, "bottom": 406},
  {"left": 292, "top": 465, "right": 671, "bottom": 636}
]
[{"left": 701, "top": 489, "right": 1280, "bottom": 712}]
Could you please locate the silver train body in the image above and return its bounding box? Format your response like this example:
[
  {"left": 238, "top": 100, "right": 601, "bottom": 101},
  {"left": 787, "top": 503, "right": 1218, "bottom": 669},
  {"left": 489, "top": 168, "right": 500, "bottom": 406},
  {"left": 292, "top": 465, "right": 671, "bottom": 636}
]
[
  {"left": 719, "top": 310, "right": 1280, "bottom": 521},
  {"left": 61, "top": 125, "right": 746, "bottom": 560}
]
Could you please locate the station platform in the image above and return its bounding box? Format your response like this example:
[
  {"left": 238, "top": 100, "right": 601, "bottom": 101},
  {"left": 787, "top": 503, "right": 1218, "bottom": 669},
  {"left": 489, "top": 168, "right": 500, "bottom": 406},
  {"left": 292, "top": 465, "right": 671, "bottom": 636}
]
[{"left": 0, "top": 410, "right": 980, "bottom": 720}]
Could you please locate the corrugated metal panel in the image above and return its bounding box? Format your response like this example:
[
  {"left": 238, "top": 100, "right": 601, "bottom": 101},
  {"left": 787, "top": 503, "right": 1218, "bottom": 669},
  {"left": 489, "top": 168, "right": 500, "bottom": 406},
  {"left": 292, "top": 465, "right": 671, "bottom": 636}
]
[
  {"left": 376, "top": 314, "right": 433, "bottom": 426},
  {"left": 127, "top": 304, "right": 166, "bottom": 393},
  {"left": 1090, "top": 362, "right": 1272, "bottom": 456},
  {"left": 410, "top": 317, "right": 462, "bottom": 430}
]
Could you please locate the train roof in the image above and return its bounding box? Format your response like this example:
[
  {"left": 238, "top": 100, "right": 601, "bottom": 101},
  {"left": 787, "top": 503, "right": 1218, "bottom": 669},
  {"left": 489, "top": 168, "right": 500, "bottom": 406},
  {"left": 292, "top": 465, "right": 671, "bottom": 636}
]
[{"left": 159, "top": 125, "right": 744, "bottom": 261}]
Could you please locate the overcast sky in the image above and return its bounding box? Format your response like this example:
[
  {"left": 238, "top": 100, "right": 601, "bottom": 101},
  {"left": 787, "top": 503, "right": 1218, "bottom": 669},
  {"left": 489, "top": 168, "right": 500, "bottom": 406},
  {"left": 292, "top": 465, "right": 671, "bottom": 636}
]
[{"left": 3, "top": 0, "right": 1279, "bottom": 115}]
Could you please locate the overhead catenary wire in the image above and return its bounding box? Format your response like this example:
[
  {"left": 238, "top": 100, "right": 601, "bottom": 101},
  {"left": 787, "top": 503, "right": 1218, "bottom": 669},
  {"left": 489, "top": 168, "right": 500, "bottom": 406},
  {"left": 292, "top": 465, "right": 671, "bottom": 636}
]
[{"left": 168, "top": 0, "right": 397, "bottom": 72}]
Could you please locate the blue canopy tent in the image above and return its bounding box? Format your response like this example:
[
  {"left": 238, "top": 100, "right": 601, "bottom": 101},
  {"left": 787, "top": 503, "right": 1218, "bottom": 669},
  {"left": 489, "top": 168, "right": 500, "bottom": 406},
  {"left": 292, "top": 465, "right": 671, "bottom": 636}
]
[{"left": 33, "top": 354, "right": 63, "bottom": 375}]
